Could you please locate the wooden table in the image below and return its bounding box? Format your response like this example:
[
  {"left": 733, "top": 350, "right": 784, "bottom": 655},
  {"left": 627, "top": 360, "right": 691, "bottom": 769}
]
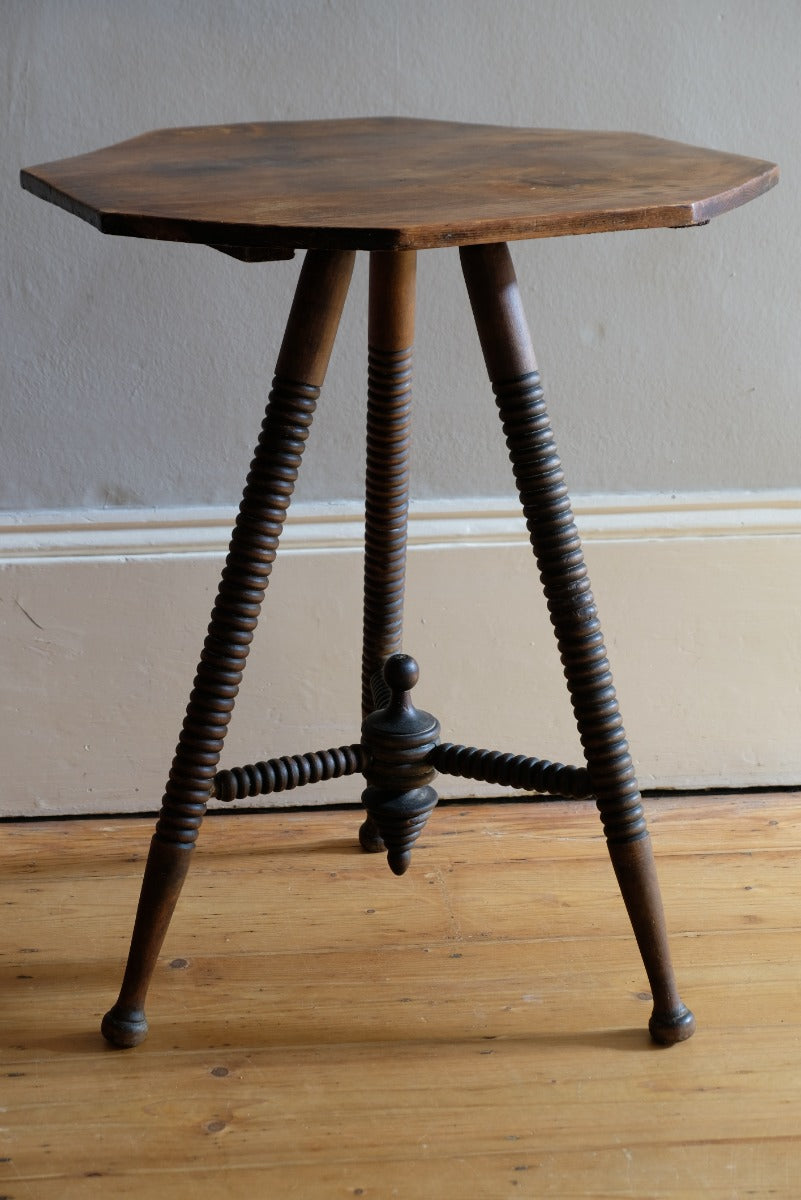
[{"left": 21, "top": 117, "right": 777, "bottom": 1051}]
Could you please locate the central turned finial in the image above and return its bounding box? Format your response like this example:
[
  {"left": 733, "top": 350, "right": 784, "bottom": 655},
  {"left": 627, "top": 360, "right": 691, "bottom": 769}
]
[
  {"left": 360, "top": 654, "right": 440, "bottom": 875},
  {"left": 384, "top": 652, "right": 419, "bottom": 700}
]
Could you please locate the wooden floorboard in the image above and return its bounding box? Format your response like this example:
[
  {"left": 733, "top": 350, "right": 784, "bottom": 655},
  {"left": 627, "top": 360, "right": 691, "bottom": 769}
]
[{"left": 3, "top": 794, "right": 801, "bottom": 1197}]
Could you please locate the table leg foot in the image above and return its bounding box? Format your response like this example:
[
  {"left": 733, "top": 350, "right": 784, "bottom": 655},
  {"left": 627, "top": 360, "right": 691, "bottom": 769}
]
[
  {"left": 101, "top": 1004, "right": 149, "bottom": 1049},
  {"left": 649, "top": 1004, "right": 696, "bottom": 1046},
  {"left": 358, "top": 814, "right": 385, "bottom": 853}
]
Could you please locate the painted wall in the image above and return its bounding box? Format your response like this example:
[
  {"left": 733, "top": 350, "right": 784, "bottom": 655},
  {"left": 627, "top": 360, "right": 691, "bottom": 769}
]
[
  {"left": 3, "top": 0, "right": 796, "bottom": 509},
  {"left": 2, "top": 1, "right": 801, "bottom": 816}
]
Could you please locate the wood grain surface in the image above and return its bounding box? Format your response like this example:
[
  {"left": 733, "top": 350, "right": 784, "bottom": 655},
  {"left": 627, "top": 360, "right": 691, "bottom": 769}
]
[
  {"left": 21, "top": 117, "right": 778, "bottom": 251},
  {"left": 3, "top": 794, "right": 801, "bottom": 1197}
]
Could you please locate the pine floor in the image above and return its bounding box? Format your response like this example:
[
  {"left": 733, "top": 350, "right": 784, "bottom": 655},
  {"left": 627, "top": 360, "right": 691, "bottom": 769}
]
[{"left": 3, "top": 793, "right": 801, "bottom": 1198}]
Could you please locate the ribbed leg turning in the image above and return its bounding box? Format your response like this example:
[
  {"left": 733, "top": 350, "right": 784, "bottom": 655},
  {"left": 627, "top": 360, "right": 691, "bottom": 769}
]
[
  {"left": 460, "top": 242, "right": 694, "bottom": 1044},
  {"left": 101, "top": 249, "right": 355, "bottom": 1047}
]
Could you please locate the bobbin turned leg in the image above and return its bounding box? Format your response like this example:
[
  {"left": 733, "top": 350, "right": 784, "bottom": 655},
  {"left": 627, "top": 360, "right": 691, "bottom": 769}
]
[
  {"left": 460, "top": 242, "right": 694, "bottom": 1045},
  {"left": 358, "top": 251, "right": 417, "bottom": 854},
  {"left": 101, "top": 249, "right": 355, "bottom": 1048}
]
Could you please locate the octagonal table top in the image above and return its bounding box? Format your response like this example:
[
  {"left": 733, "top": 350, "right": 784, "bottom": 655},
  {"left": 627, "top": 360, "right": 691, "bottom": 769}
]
[{"left": 21, "top": 116, "right": 778, "bottom": 255}]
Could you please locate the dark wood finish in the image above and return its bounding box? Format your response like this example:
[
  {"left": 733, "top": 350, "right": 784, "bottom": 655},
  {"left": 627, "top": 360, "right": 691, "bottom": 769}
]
[
  {"left": 101, "top": 248, "right": 355, "bottom": 1048},
  {"left": 21, "top": 118, "right": 777, "bottom": 253},
  {"left": 212, "top": 741, "right": 592, "bottom": 803},
  {"left": 358, "top": 251, "right": 416, "bottom": 855},
  {"left": 431, "top": 742, "right": 591, "bottom": 799},
  {"left": 360, "top": 655, "right": 440, "bottom": 876},
  {"left": 361, "top": 250, "right": 416, "bottom": 715},
  {"left": 20, "top": 118, "right": 774, "bottom": 1048},
  {"left": 210, "top": 244, "right": 295, "bottom": 263},
  {"left": 214, "top": 744, "right": 363, "bottom": 802},
  {"left": 460, "top": 241, "right": 694, "bottom": 1044}
]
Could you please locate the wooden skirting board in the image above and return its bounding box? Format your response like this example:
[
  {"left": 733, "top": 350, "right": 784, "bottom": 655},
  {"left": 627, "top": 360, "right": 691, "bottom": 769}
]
[{"left": 2, "top": 491, "right": 801, "bottom": 816}]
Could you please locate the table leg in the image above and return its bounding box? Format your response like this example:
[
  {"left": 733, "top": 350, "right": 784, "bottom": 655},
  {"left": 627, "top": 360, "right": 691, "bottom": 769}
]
[
  {"left": 460, "top": 241, "right": 695, "bottom": 1045},
  {"left": 101, "top": 248, "right": 355, "bottom": 1047},
  {"left": 359, "top": 250, "right": 417, "bottom": 853}
]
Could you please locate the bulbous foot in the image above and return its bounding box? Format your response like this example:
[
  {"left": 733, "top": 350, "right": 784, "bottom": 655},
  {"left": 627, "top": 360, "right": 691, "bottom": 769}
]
[
  {"left": 648, "top": 1004, "right": 696, "bottom": 1046},
  {"left": 358, "top": 815, "right": 385, "bottom": 853},
  {"left": 101, "top": 1003, "right": 149, "bottom": 1049}
]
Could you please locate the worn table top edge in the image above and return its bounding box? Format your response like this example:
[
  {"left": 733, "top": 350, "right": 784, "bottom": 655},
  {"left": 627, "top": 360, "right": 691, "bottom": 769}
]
[{"left": 19, "top": 119, "right": 779, "bottom": 253}]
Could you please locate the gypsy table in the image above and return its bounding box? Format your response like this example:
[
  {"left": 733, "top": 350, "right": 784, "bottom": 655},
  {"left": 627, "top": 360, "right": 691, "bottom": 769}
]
[{"left": 21, "top": 118, "right": 777, "bottom": 1049}]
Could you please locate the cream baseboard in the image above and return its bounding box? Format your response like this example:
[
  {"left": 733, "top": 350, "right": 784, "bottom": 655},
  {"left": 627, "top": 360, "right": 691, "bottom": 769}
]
[{"left": 3, "top": 492, "right": 801, "bottom": 817}]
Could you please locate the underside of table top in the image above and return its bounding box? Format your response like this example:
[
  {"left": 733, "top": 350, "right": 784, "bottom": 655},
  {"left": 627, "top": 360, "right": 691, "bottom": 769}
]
[{"left": 21, "top": 116, "right": 777, "bottom": 253}]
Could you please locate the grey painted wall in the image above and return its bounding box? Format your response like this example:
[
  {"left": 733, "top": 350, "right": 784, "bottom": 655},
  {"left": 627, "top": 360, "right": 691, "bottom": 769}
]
[{"left": 3, "top": 0, "right": 796, "bottom": 511}]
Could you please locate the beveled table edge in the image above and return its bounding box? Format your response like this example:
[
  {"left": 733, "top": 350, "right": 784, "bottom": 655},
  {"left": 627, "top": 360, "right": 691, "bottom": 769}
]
[{"left": 20, "top": 118, "right": 779, "bottom": 254}]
